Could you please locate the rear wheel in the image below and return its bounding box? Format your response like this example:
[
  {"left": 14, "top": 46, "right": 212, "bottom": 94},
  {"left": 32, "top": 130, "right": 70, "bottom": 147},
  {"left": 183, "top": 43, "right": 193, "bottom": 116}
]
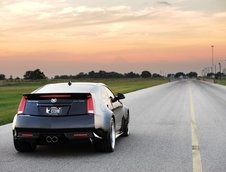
[
  {"left": 14, "top": 139, "right": 36, "bottom": 152},
  {"left": 122, "top": 115, "right": 130, "bottom": 137},
  {"left": 94, "top": 118, "right": 116, "bottom": 152}
]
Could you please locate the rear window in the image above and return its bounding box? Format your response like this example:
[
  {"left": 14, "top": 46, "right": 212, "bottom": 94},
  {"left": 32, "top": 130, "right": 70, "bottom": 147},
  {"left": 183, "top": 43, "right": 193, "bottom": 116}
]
[{"left": 23, "top": 94, "right": 89, "bottom": 116}]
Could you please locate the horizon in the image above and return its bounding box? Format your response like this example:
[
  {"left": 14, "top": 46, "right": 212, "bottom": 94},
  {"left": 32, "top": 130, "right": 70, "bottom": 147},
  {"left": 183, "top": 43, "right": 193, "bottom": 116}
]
[{"left": 0, "top": 0, "right": 226, "bottom": 77}]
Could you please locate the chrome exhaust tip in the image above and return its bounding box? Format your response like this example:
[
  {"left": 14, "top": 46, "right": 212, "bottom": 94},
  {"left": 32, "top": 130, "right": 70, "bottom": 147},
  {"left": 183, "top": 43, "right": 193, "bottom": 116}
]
[
  {"left": 52, "top": 136, "right": 58, "bottom": 143},
  {"left": 46, "top": 136, "right": 52, "bottom": 143},
  {"left": 46, "top": 136, "right": 58, "bottom": 143}
]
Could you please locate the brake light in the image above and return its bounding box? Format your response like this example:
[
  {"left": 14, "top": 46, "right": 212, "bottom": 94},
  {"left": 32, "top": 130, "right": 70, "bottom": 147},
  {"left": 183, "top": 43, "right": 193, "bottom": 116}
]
[
  {"left": 40, "top": 95, "right": 71, "bottom": 98},
  {"left": 17, "top": 96, "right": 27, "bottom": 114},
  {"left": 87, "top": 95, "right": 94, "bottom": 114}
]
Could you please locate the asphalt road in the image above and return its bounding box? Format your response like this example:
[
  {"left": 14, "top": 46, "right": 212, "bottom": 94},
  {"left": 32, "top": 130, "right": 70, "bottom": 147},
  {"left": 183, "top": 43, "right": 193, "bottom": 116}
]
[{"left": 1, "top": 79, "right": 226, "bottom": 172}]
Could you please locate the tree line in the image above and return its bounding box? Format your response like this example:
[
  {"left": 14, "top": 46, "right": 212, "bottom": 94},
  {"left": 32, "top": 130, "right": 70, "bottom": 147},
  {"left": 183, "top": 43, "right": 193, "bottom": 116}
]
[
  {"left": 0, "top": 69, "right": 199, "bottom": 80},
  {"left": 54, "top": 70, "right": 162, "bottom": 79}
]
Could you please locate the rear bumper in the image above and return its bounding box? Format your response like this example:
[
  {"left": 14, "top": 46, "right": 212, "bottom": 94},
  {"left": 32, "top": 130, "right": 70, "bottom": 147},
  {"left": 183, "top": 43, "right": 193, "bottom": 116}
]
[
  {"left": 13, "top": 114, "right": 95, "bottom": 129},
  {"left": 13, "top": 128, "right": 104, "bottom": 145},
  {"left": 13, "top": 114, "right": 105, "bottom": 144}
]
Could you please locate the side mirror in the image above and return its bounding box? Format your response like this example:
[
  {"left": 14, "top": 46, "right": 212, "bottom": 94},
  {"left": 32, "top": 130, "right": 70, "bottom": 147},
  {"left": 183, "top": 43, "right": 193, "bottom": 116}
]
[
  {"left": 116, "top": 93, "right": 125, "bottom": 100},
  {"left": 110, "top": 93, "right": 125, "bottom": 103}
]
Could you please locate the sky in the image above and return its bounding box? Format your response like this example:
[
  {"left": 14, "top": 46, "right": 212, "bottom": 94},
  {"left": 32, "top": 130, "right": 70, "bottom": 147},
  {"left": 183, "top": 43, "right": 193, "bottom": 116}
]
[{"left": 0, "top": 0, "right": 226, "bottom": 77}]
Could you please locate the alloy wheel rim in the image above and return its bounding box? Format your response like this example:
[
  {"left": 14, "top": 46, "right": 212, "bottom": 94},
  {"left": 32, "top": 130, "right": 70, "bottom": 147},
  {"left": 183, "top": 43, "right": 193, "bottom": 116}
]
[{"left": 111, "top": 122, "right": 116, "bottom": 149}]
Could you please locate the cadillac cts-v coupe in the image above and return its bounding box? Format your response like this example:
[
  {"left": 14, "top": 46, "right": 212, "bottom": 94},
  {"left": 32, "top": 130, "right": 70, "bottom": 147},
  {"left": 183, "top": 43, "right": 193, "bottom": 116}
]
[{"left": 12, "top": 82, "right": 129, "bottom": 152}]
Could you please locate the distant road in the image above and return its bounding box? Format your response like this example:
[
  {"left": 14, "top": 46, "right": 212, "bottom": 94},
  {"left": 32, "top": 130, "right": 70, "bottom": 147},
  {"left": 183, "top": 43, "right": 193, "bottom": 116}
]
[{"left": 1, "top": 79, "right": 226, "bottom": 172}]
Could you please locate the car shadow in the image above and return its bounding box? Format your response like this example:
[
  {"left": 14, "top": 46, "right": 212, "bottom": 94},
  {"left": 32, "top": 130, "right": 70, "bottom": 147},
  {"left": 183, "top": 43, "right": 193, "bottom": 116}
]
[{"left": 14, "top": 136, "right": 129, "bottom": 158}]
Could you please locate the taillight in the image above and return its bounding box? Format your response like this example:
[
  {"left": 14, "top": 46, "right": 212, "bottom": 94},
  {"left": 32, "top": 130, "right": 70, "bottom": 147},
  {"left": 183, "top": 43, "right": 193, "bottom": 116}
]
[
  {"left": 87, "top": 95, "right": 94, "bottom": 114},
  {"left": 73, "top": 133, "right": 88, "bottom": 137},
  {"left": 21, "top": 133, "right": 33, "bottom": 137},
  {"left": 17, "top": 96, "right": 27, "bottom": 114}
]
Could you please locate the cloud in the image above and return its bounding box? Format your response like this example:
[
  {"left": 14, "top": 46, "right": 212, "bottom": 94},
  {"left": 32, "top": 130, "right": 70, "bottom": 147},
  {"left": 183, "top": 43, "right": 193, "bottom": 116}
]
[
  {"left": 74, "top": 6, "right": 105, "bottom": 13},
  {"left": 0, "top": 0, "right": 225, "bottom": 56},
  {"left": 156, "top": 1, "right": 172, "bottom": 6},
  {"left": 0, "top": 2, "right": 208, "bottom": 28}
]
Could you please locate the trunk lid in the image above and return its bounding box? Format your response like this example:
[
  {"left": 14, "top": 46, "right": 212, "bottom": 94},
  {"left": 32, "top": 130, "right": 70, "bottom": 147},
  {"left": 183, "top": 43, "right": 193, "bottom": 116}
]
[{"left": 22, "top": 93, "right": 93, "bottom": 116}]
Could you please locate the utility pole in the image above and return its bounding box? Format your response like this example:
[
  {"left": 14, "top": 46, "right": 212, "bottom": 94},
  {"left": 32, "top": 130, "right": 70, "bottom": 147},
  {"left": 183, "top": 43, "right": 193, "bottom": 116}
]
[
  {"left": 219, "top": 63, "right": 221, "bottom": 79},
  {"left": 211, "top": 45, "right": 214, "bottom": 73},
  {"left": 219, "top": 63, "right": 221, "bottom": 73}
]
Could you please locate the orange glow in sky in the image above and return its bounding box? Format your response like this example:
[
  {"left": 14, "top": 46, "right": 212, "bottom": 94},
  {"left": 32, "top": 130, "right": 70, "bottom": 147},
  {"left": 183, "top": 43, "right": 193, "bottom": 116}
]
[{"left": 0, "top": 0, "right": 226, "bottom": 77}]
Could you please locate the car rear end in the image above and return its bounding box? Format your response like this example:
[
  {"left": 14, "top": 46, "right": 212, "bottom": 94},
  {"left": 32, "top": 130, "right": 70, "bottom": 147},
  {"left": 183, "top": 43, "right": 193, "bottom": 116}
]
[{"left": 13, "top": 92, "right": 97, "bottom": 150}]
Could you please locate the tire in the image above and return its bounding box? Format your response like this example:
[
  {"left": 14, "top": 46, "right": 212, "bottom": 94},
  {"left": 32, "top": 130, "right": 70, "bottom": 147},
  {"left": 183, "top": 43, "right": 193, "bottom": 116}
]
[
  {"left": 122, "top": 114, "right": 130, "bottom": 137},
  {"left": 94, "top": 118, "right": 116, "bottom": 152},
  {"left": 14, "top": 139, "right": 36, "bottom": 152}
]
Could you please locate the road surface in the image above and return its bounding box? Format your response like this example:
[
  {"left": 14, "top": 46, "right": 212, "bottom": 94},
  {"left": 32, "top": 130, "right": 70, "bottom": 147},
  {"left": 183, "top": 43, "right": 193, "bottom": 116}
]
[{"left": 1, "top": 79, "right": 226, "bottom": 172}]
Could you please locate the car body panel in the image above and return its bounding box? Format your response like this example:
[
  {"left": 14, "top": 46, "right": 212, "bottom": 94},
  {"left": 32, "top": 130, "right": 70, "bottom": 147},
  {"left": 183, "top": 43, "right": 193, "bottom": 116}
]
[
  {"left": 13, "top": 114, "right": 94, "bottom": 129},
  {"left": 32, "top": 82, "right": 100, "bottom": 94}
]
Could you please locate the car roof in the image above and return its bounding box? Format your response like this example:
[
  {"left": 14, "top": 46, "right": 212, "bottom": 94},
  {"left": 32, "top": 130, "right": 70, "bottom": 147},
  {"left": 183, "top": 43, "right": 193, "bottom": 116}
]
[{"left": 32, "top": 82, "right": 106, "bottom": 94}]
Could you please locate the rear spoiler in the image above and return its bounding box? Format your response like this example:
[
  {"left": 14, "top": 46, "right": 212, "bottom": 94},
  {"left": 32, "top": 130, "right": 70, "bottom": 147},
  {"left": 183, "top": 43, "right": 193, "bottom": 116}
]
[{"left": 23, "top": 93, "right": 91, "bottom": 99}]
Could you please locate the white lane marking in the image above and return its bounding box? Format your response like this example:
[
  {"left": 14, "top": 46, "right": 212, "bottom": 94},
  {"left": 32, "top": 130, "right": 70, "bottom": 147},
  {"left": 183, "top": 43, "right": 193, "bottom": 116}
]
[{"left": 189, "top": 86, "right": 203, "bottom": 172}]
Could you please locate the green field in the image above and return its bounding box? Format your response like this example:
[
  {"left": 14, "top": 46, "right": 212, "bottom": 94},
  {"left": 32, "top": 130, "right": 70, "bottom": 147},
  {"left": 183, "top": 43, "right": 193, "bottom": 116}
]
[
  {"left": 0, "top": 79, "right": 168, "bottom": 126},
  {"left": 215, "top": 79, "right": 226, "bottom": 86}
]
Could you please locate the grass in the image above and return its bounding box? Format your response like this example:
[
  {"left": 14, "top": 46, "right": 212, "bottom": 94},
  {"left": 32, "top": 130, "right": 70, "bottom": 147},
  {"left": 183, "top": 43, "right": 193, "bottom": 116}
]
[
  {"left": 0, "top": 78, "right": 168, "bottom": 125},
  {"left": 214, "top": 79, "right": 226, "bottom": 86}
]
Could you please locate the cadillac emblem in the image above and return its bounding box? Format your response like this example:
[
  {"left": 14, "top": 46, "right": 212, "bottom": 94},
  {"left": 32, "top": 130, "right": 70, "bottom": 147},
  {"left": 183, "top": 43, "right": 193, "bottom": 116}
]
[{"left": 51, "top": 98, "right": 57, "bottom": 103}]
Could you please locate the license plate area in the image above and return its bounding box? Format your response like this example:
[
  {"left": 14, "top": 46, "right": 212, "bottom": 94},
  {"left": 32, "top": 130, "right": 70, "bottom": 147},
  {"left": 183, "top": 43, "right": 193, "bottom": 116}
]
[{"left": 46, "top": 107, "right": 62, "bottom": 115}]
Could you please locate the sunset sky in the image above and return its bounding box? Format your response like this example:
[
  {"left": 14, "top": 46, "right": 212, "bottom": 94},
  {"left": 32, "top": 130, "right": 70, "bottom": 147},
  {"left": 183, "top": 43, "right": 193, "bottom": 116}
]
[{"left": 0, "top": 0, "right": 226, "bottom": 77}]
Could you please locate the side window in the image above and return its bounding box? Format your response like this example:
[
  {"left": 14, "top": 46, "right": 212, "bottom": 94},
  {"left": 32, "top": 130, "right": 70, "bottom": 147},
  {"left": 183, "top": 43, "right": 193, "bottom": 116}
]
[
  {"left": 105, "top": 87, "right": 115, "bottom": 99},
  {"left": 101, "top": 87, "right": 109, "bottom": 100}
]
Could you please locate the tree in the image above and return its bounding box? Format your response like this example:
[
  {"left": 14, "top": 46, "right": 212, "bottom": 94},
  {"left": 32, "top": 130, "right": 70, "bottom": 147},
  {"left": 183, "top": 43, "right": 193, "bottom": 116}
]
[
  {"left": 24, "top": 69, "right": 46, "bottom": 80},
  {"left": 107, "top": 72, "right": 123, "bottom": 78},
  {"left": 141, "top": 71, "right": 152, "bottom": 78},
  {"left": 88, "top": 71, "right": 97, "bottom": 78},
  {"left": 175, "top": 72, "right": 185, "bottom": 78},
  {"left": 0, "top": 74, "right": 5, "bottom": 80},
  {"left": 9, "top": 75, "right": 13, "bottom": 80},
  {"left": 207, "top": 72, "right": 215, "bottom": 78},
  {"left": 152, "top": 73, "right": 162, "bottom": 78},
  {"left": 167, "top": 74, "right": 174, "bottom": 78},
  {"left": 15, "top": 77, "right": 20, "bottom": 80},
  {"left": 124, "top": 72, "right": 140, "bottom": 78},
  {"left": 214, "top": 72, "right": 224, "bottom": 79},
  {"left": 186, "top": 72, "right": 198, "bottom": 78},
  {"left": 75, "top": 72, "right": 87, "bottom": 78}
]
